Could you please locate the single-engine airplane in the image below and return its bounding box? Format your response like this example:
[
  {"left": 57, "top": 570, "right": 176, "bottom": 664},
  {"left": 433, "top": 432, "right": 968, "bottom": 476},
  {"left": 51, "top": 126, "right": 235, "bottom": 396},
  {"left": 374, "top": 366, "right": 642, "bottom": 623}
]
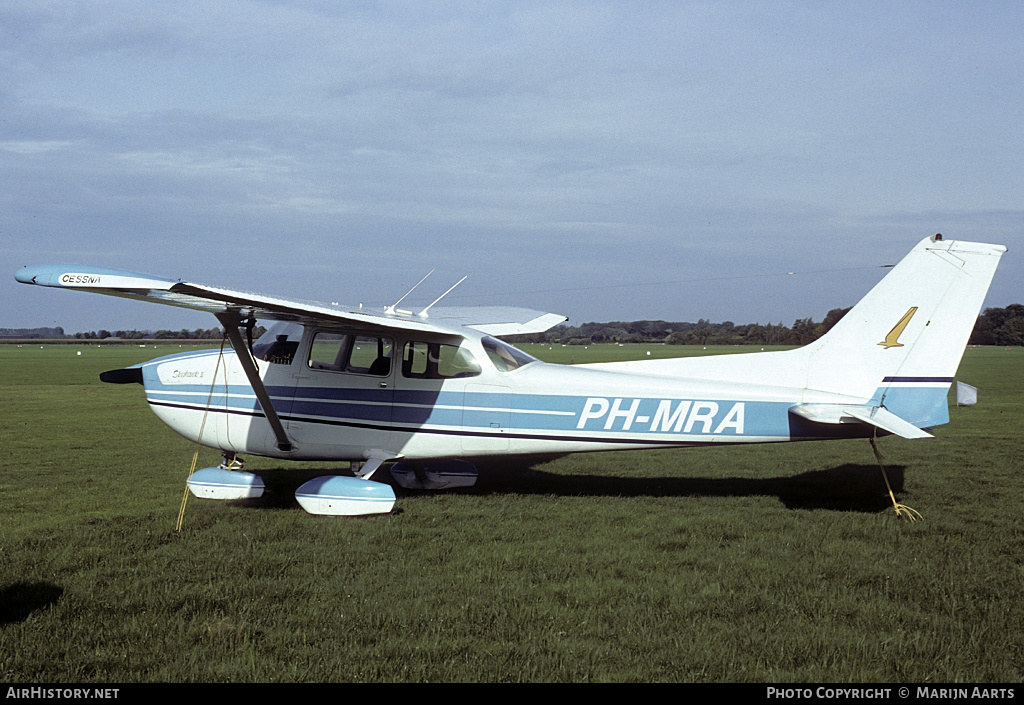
[{"left": 16, "top": 234, "right": 1005, "bottom": 516}]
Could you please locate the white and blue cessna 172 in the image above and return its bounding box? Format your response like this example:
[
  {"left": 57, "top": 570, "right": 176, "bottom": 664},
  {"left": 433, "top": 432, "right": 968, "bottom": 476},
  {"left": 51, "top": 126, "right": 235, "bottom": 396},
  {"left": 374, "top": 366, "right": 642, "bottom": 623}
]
[{"left": 16, "top": 235, "right": 1005, "bottom": 516}]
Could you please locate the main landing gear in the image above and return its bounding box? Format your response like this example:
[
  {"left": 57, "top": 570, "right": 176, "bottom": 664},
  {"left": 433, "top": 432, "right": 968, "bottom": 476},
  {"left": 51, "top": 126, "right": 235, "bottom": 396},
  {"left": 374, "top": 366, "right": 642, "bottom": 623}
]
[
  {"left": 185, "top": 454, "right": 480, "bottom": 516},
  {"left": 184, "top": 451, "right": 397, "bottom": 516}
]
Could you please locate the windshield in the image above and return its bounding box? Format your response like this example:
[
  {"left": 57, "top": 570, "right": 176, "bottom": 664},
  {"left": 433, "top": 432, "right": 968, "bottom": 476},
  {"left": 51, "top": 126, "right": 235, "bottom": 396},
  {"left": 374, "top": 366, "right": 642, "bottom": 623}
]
[
  {"left": 482, "top": 337, "right": 538, "bottom": 372},
  {"left": 252, "top": 322, "right": 304, "bottom": 364}
]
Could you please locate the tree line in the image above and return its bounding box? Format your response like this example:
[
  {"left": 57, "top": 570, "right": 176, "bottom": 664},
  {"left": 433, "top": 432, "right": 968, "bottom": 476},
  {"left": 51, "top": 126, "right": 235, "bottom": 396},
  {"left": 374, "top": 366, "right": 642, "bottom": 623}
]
[
  {"left": 1, "top": 327, "right": 263, "bottom": 341},
  {"left": 6, "top": 305, "right": 1022, "bottom": 346},
  {"left": 517, "top": 304, "right": 1024, "bottom": 347},
  {"left": 0, "top": 326, "right": 66, "bottom": 339},
  {"left": 70, "top": 327, "right": 230, "bottom": 340},
  {"left": 969, "top": 304, "right": 1024, "bottom": 346},
  {"left": 515, "top": 307, "right": 854, "bottom": 346}
]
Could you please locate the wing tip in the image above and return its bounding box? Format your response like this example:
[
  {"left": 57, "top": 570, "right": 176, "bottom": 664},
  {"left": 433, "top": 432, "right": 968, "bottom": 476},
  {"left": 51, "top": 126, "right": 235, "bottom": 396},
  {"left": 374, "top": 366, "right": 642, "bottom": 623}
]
[{"left": 15, "top": 264, "right": 178, "bottom": 289}]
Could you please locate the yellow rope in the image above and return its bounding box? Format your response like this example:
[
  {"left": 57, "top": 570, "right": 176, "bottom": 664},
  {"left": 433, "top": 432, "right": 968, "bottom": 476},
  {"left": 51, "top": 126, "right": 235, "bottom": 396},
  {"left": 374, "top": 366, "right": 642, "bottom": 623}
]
[
  {"left": 175, "top": 336, "right": 229, "bottom": 534},
  {"left": 175, "top": 447, "right": 202, "bottom": 533},
  {"left": 870, "top": 435, "right": 923, "bottom": 522}
]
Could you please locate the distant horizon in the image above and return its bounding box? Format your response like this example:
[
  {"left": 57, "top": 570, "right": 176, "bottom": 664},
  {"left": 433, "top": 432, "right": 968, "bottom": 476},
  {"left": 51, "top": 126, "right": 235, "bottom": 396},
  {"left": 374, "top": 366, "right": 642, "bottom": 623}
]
[{"left": 6, "top": 301, "right": 1021, "bottom": 342}]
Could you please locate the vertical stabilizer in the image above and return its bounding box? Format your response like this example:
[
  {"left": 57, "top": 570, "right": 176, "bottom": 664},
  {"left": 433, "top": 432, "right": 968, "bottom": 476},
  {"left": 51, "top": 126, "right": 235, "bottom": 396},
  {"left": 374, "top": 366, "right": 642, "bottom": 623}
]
[{"left": 803, "top": 235, "right": 1005, "bottom": 426}]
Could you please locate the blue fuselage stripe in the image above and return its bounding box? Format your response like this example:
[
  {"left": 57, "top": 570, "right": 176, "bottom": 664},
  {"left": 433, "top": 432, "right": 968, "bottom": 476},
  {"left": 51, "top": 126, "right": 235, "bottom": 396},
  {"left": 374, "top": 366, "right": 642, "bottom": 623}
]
[{"left": 142, "top": 371, "right": 951, "bottom": 447}]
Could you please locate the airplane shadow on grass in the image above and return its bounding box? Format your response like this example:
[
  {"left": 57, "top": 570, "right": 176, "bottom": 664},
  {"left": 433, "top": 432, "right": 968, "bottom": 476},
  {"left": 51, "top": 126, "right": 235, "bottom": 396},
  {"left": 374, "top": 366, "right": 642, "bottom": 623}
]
[
  {"left": 471, "top": 461, "right": 906, "bottom": 513},
  {"left": 246, "top": 461, "right": 906, "bottom": 515},
  {"left": 0, "top": 581, "right": 63, "bottom": 626}
]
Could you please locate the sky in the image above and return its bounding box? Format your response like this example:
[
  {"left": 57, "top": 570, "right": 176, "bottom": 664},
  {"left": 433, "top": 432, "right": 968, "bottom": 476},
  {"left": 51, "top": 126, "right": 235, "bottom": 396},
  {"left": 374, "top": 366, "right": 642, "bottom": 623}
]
[{"left": 2, "top": 1, "right": 1021, "bottom": 334}]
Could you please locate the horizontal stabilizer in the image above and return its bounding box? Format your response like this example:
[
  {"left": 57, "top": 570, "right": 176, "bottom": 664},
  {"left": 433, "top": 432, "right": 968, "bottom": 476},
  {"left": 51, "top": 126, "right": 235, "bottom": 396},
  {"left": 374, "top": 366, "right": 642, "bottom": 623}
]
[
  {"left": 840, "top": 405, "right": 933, "bottom": 439},
  {"left": 790, "top": 403, "right": 933, "bottom": 439}
]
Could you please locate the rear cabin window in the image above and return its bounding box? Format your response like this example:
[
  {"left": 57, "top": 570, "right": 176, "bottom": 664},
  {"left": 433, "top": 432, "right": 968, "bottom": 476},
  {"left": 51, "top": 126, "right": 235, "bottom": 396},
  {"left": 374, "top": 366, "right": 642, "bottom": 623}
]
[
  {"left": 309, "top": 333, "right": 394, "bottom": 376},
  {"left": 402, "top": 342, "right": 481, "bottom": 379}
]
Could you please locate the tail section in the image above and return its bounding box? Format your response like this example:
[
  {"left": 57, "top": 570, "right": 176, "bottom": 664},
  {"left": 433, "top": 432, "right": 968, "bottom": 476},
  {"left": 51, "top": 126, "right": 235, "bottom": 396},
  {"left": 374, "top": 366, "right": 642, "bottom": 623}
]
[
  {"left": 588, "top": 234, "right": 1006, "bottom": 435},
  {"left": 802, "top": 235, "right": 1005, "bottom": 427}
]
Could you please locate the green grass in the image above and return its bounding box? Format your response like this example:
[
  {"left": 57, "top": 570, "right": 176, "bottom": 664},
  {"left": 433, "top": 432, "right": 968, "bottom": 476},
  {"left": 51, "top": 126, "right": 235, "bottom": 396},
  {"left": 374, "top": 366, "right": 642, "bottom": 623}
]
[{"left": 1, "top": 343, "right": 1022, "bottom": 682}]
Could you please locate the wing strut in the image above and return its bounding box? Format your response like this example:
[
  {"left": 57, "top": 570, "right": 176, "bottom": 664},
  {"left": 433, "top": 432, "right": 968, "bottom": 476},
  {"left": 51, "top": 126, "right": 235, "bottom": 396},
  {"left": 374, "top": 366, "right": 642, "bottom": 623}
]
[{"left": 216, "top": 312, "right": 293, "bottom": 452}]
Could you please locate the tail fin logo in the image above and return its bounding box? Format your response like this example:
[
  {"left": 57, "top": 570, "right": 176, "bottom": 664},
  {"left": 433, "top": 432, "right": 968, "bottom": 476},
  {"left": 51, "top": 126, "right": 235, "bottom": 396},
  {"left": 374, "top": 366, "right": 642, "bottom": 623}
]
[{"left": 878, "top": 307, "right": 918, "bottom": 349}]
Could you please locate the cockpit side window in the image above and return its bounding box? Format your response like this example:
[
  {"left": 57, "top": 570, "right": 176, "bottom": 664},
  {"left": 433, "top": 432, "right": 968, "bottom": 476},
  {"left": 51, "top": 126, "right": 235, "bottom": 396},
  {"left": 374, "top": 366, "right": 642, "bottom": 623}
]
[
  {"left": 482, "top": 337, "right": 538, "bottom": 372},
  {"left": 308, "top": 332, "right": 349, "bottom": 371},
  {"left": 308, "top": 332, "right": 393, "bottom": 376}
]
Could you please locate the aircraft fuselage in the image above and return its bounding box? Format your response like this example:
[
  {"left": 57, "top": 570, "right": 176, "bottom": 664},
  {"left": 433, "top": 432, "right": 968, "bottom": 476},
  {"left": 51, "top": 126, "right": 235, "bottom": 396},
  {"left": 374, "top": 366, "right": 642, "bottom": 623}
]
[{"left": 127, "top": 325, "right": 878, "bottom": 464}]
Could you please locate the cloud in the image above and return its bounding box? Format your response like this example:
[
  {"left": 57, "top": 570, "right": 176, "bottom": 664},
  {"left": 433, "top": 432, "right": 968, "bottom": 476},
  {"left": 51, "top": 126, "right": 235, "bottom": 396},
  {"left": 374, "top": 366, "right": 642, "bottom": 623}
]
[{"left": 1, "top": 1, "right": 1021, "bottom": 332}]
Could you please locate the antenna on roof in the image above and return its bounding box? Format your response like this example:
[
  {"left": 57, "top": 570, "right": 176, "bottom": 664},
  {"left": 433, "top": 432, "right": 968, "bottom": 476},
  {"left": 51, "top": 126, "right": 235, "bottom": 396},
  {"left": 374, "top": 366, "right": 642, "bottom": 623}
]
[
  {"left": 386, "top": 269, "right": 434, "bottom": 315},
  {"left": 419, "top": 276, "right": 467, "bottom": 318}
]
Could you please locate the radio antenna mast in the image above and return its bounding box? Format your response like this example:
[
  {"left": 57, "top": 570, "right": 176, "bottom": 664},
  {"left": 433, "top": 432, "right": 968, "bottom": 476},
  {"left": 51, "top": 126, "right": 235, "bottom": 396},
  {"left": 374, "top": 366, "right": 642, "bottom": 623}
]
[
  {"left": 419, "top": 276, "right": 467, "bottom": 318},
  {"left": 386, "top": 269, "right": 434, "bottom": 315}
]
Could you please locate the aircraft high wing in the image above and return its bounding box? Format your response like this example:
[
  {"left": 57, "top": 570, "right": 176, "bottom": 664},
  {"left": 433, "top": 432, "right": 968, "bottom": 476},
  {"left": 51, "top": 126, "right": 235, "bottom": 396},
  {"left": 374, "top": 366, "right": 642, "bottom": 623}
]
[
  {"left": 14, "top": 264, "right": 566, "bottom": 337},
  {"left": 15, "top": 235, "right": 1006, "bottom": 518}
]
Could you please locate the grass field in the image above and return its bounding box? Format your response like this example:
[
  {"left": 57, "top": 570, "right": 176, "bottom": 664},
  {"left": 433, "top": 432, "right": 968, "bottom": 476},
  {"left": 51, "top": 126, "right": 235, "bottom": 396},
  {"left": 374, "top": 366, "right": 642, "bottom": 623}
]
[{"left": 1, "top": 342, "right": 1022, "bottom": 682}]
